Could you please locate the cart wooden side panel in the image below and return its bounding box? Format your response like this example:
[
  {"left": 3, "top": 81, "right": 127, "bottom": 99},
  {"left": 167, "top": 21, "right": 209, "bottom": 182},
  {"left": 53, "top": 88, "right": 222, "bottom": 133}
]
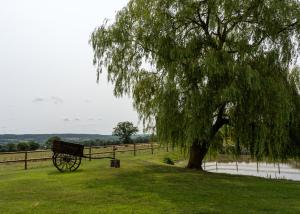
[{"left": 51, "top": 140, "right": 84, "bottom": 157}]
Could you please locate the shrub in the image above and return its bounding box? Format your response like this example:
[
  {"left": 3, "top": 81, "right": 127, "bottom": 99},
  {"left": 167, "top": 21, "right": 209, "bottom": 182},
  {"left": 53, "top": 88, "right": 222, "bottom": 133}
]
[
  {"left": 6, "top": 143, "right": 17, "bottom": 152},
  {"left": 17, "top": 142, "right": 29, "bottom": 151},
  {"left": 163, "top": 157, "right": 174, "bottom": 165},
  {"left": 28, "top": 141, "right": 40, "bottom": 150},
  {"left": 0, "top": 144, "right": 5, "bottom": 152}
]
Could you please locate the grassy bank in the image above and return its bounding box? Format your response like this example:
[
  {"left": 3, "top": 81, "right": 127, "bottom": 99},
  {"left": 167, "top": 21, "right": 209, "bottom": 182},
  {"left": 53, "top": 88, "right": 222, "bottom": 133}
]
[{"left": 0, "top": 150, "right": 300, "bottom": 214}]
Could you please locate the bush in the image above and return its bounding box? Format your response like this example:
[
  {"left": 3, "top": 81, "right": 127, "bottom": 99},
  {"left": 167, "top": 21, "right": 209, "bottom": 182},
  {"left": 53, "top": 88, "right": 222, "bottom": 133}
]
[
  {"left": 132, "top": 136, "right": 150, "bottom": 144},
  {"left": 28, "top": 141, "right": 40, "bottom": 150},
  {"left": 163, "top": 157, "right": 174, "bottom": 165},
  {"left": 0, "top": 144, "right": 5, "bottom": 152},
  {"left": 17, "top": 142, "right": 29, "bottom": 151},
  {"left": 6, "top": 143, "right": 17, "bottom": 152}
]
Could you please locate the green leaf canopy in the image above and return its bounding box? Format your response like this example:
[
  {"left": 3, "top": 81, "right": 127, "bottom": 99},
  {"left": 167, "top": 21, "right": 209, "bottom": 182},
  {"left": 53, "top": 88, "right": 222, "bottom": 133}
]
[{"left": 91, "top": 0, "right": 300, "bottom": 161}]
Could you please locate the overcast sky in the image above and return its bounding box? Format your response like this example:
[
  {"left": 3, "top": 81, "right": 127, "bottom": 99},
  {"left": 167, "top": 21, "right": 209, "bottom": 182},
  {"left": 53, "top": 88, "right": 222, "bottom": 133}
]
[{"left": 0, "top": 0, "right": 142, "bottom": 134}]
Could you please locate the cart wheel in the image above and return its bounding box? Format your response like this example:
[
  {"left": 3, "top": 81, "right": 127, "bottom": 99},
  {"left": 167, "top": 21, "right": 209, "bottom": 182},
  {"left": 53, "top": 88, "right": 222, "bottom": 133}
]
[{"left": 52, "top": 153, "right": 81, "bottom": 172}]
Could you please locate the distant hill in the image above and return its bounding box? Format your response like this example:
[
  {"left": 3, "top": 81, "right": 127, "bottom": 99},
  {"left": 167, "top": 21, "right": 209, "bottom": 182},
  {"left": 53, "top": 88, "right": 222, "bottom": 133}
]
[{"left": 0, "top": 134, "right": 120, "bottom": 144}]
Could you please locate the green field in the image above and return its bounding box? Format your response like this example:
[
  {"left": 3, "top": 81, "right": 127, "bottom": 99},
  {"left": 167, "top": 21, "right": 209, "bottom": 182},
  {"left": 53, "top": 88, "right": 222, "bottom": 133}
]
[{"left": 0, "top": 150, "right": 300, "bottom": 214}]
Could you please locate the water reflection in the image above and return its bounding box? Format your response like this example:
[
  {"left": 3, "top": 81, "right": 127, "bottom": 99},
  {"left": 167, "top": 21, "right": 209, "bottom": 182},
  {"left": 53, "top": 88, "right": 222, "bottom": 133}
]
[{"left": 204, "top": 162, "right": 300, "bottom": 181}]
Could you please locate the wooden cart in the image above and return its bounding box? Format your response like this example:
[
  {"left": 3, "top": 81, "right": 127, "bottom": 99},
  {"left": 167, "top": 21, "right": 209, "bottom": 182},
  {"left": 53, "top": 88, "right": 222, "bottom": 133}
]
[{"left": 51, "top": 140, "right": 117, "bottom": 172}]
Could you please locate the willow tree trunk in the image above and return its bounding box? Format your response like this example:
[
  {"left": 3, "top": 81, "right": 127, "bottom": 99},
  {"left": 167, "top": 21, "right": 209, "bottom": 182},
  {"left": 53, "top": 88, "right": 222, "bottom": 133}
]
[
  {"left": 187, "top": 141, "right": 209, "bottom": 170},
  {"left": 187, "top": 105, "right": 229, "bottom": 170}
]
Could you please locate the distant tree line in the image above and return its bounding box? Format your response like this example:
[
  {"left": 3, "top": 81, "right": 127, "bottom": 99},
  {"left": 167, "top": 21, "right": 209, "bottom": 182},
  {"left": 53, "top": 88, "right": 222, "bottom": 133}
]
[
  {"left": 80, "top": 135, "right": 152, "bottom": 147},
  {"left": 0, "top": 141, "right": 40, "bottom": 152},
  {"left": 0, "top": 135, "right": 154, "bottom": 152}
]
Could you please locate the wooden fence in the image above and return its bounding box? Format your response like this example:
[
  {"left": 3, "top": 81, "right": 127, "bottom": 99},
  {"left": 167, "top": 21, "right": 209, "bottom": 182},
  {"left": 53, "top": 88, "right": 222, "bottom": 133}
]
[{"left": 0, "top": 143, "right": 160, "bottom": 170}]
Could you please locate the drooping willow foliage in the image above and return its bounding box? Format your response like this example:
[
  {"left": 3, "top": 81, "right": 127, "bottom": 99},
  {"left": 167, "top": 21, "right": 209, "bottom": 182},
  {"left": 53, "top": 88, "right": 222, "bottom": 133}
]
[{"left": 91, "top": 0, "right": 300, "bottom": 161}]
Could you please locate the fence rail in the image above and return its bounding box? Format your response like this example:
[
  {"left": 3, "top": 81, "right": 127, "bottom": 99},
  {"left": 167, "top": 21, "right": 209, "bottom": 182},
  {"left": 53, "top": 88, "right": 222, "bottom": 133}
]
[{"left": 0, "top": 143, "right": 160, "bottom": 170}]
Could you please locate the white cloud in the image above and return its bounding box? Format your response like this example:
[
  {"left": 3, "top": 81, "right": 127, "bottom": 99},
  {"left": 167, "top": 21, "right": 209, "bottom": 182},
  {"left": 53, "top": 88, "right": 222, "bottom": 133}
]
[
  {"left": 51, "top": 96, "right": 64, "bottom": 104},
  {"left": 32, "top": 97, "right": 45, "bottom": 103}
]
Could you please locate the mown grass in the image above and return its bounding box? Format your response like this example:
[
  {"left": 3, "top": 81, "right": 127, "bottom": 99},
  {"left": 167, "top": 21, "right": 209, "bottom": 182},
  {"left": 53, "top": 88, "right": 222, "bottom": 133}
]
[{"left": 0, "top": 149, "right": 300, "bottom": 214}]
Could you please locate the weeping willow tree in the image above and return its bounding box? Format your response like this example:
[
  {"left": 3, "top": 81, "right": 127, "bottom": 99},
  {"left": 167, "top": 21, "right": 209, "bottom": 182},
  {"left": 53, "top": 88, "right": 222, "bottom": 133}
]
[{"left": 91, "top": 0, "right": 300, "bottom": 170}]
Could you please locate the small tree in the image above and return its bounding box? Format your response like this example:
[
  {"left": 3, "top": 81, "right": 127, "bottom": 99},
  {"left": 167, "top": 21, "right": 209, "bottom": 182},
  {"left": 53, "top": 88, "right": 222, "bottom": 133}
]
[
  {"left": 28, "top": 141, "right": 40, "bottom": 151},
  {"left": 113, "top": 121, "right": 138, "bottom": 144},
  {"left": 0, "top": 144, "right": 5, "bottom": 152},
  {"left": 17, "top": 142, "right": 29, "bottom": 151},
  {"left": 6, "top": 143, "right": 16, "bottom": 152}
]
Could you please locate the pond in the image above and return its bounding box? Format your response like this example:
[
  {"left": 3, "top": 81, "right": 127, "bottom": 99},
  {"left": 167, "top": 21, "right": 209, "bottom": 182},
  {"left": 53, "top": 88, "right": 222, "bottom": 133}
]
[{"left": 204, "top": 161, "right": 300, "bottom": 181}]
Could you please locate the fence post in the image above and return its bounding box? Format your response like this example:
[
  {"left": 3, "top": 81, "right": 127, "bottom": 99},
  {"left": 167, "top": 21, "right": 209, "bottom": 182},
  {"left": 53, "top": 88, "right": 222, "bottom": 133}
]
[
  {"left": 203, "top": 160, "right": 206, "bottom": 170},
  {"left": 216, "top": 161, "right": 218, "bottom": 171},
  {"left": 278, "top": 162, "right": 281, "bottom": 174},
  {"left": 113, "top": 146, "right": 116, "bottom": 159},
  {"left": 89, "top": 145, "right": 92, "bottom": 161},
  {"left": 24, "top": 151, "right": 28, "bottom": 170},
  {"left": 151, "top": 143, "right": 154, "bottom": 155},
  {"left": 133, "top": 143, "right": 136, "bottom": 156}
]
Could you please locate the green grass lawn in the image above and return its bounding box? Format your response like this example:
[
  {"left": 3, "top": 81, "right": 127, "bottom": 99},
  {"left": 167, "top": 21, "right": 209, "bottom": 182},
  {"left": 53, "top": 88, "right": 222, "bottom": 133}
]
[{"left": 0, "top": 150, "right": 300, "bottom": 214}]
